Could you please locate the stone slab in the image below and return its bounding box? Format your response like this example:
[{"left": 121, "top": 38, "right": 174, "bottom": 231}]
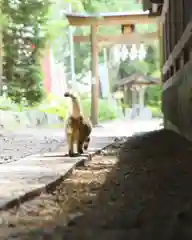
[{"left": 0, "top": 136, "right": 114, "bottom": 210}]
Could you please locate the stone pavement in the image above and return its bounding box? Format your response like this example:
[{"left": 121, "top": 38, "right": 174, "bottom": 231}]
[
  {"left": 94, "top": 118, "right": 163, "bottom": 137},
  {"left": 0, "top": 135, "right": 114, "bottom": 210},
  {"left": 0, "top": 118, "right": 162, "bottom": 210}
]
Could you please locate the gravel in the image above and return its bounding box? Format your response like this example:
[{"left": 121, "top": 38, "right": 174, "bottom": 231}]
[{"left": 0, "top": 130, "right": 65, "bottom": 164}]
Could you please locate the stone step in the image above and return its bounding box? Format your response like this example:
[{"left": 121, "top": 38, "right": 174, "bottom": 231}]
[{"left": 0, "top": 136, "right": 115, "bottom": 210}]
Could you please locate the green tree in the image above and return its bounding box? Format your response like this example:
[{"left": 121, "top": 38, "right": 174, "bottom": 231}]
[
  {"left": 145, "top": 44, "right": 159, "bottom": 75},
  {"left": 2, "top": 0, "right": 50, "bottom": 105}
]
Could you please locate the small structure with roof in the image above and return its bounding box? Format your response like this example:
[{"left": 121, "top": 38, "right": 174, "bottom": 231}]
[{"left": 114, "top": 72, "right": 160, "bottom": 118}]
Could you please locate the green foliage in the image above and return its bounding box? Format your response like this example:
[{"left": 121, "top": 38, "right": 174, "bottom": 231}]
[
  {"left": 0, "top": 96, "right": 19, "bottom": 111},
  {"left": 0, "top": 95, "right": 38, "bottom": 111},
  {"left": 81, "top": 98, "right": 118, "bottom": 121},
  {"left": 118, "top": 43, "right": 160, "bottom": 80},
  {"left": 2, "top": 0, "right": 50, "bottom": 105},
  {"left": 81, "top": 0, "right": 142, "bottom": 13},
  {"left": 146, "top": 85, "right": 162, "bottom": 106},
  {"left": 151, "top": 69, "right": 161, "bottom": 78},
  {"left": 38, "top": 92, "right": 119, "bottom": 122},
  {"left": 119, "top": 58, "right": 149, "bottom": 79},
  {"left": 145, "top": 45, "right": 159, "bottom": 75},
  {"left": 36, "top": 94, "right": 118, "bottom": 122},
  {"left": 145, "top": 85, "right": 162, "bottom": 117},
  {"left": 149, "top": 106, "right": 163, "bottom": 118},
  {"left": 37, "top": 93, "right": 68, "bottom": 120},
  {"left": 49, "top": 0, "right": 85, "bottom": 70},
  {"left": 48, "top": 0, "right": 71, "bottom": 63}
]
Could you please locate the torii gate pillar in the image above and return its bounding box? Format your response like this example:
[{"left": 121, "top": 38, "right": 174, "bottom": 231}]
[{"left": 90, "top": 24, "right": 99, "bottom": 126}]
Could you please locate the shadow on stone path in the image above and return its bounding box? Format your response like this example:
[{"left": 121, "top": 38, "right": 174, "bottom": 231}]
[{"left": 7, "top": 129, "right": 192, "bottom": 240}]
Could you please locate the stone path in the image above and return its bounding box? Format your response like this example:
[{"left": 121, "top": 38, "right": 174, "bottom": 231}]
[
  {"left": 0, "top": 133, "right": 64, "bottom": 164},
  {"left": 0, "top": 135, "right": 114, "bottom": 210},
  {"left": 95, "top": 118, "right": 163, "bottom": 137},
  {"left": 0, "top": 119, "right": 162, "bottom": 210}
]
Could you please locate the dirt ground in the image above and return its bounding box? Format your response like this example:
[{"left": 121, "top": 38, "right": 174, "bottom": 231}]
[{"left": 3, "top": 129, "right": 192, "bottom": 239}]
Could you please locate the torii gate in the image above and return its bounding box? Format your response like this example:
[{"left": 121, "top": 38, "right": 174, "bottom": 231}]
[{"left": 65, "top": 11, "right": 159, "bottom": 125}]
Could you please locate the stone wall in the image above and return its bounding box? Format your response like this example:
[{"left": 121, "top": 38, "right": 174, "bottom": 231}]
[{"left": 0, "top": 110, "right": 62, "bottom": 129}]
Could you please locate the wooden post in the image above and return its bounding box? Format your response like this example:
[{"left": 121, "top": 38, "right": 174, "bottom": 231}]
[
  {"left": 0, "top": 4, "right": 3, "bottom": 95},
  {"left": 158, "top": 23, "right": 164, "bottom": 83},
  {"left": 90, "top": 24, "right": 99, "bottom": 126},
  {"left": 139, "top": 87, "right": 145, "bottom": 108},
  {"left": 132, "top": 89, "right": 137, "bottom": 107}
]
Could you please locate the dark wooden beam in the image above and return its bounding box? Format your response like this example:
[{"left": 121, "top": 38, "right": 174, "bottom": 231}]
[
  {"left": 121, "top": 24, "right": 135, "bottom": 34},
  {"left": 151, "top": 0, "right": 163, "bottom": 3}
]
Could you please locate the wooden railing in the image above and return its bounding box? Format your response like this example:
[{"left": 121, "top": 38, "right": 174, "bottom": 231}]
[
  {"left": 161, "top": 0, "right": 192, "bottom": 85},
  {"left": 163, "top": 21, "right": 192, "bottom": 74}
]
